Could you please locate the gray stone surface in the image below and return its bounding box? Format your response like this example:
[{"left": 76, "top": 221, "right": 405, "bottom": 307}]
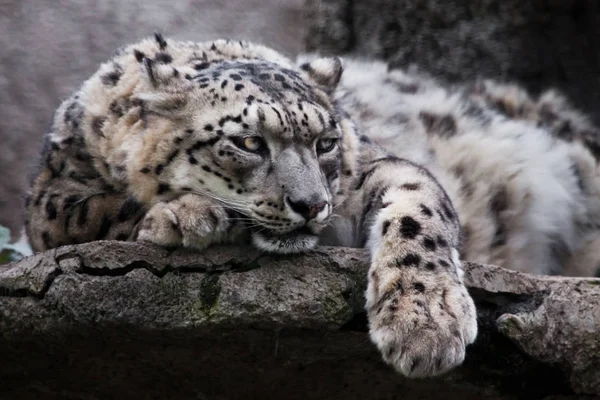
[
  {"left": 0, "top": 0, "right": 306, "bottom": 236},
  {"left": 1, "top": 241, "right": 599, "bottom": 398},
  {"left": 306, "top": 0, "right": 600, "bottom": 126}
]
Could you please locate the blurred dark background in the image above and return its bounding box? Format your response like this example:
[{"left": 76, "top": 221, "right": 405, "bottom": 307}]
[{"left": 1, "top": 0, "right": 600, "bottom": 238}]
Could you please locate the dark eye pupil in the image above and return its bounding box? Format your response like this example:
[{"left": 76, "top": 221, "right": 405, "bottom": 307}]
[{"left": 318, "top": 139, "right": 336, "bottom": 153}]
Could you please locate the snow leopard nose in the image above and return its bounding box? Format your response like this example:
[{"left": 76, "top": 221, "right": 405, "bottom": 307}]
[{"left": 286, "top": 197, "right": 327, "bottom": 220}]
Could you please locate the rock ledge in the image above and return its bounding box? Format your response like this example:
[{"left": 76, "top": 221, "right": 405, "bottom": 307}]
[{"left": 1, "top": 241, "right": 599, "bottom": 399}]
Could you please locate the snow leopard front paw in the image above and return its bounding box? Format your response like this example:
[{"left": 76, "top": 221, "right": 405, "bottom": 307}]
[
  {"left": 366, "top": 257, "right": 477, "bottom": 378},
  {"left": 137, "top": 194, "right": 229, "bottom": 250}
]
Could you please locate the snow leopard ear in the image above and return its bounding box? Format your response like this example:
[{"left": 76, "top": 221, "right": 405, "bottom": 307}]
[
  {"left": 132, "top": 47, "right": 192, "bottom": 117},
  {"left": 134, "top": 49, "right": 184, "bottom": 89},
  {"left": 300, "top": 57, "right": 343, "bottom": 93},
  {"left": 133, "top": 91, "right": 188, "bottom": 119}
]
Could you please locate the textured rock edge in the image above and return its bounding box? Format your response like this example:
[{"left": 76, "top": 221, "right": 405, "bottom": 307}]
[{"left": 1, "top": 241, "right": 599, "bottom": 395}]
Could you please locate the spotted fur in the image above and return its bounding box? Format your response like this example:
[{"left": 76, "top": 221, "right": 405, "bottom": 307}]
[{"left": 25, "top": 35, "right": 600, "bottom": 377}]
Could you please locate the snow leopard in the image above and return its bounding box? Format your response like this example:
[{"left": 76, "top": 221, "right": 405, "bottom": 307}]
[{"left": 25, "top": 34, "right": 600, "bottom": 377}]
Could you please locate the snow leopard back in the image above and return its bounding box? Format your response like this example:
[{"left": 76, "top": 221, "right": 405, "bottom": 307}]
[{"left": 331, "top": 57, "right": 600, "bottom": 276}]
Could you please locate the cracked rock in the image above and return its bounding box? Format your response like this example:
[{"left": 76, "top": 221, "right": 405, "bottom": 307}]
[{"left": 1, "top": 241, "right": 599, "bottom": 399}]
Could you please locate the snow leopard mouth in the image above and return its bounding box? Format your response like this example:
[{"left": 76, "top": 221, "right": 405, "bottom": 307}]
[{"left": 250, "top": 226, "right": 319, "bottom": 254}]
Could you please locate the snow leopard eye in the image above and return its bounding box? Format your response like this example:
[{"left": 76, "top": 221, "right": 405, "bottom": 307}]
[
  {"left": 316, "top": 138, "right": 338, "bottom": 154},
  {"left": 233, "top": 136, "right": 266, "bottom": 154}
]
